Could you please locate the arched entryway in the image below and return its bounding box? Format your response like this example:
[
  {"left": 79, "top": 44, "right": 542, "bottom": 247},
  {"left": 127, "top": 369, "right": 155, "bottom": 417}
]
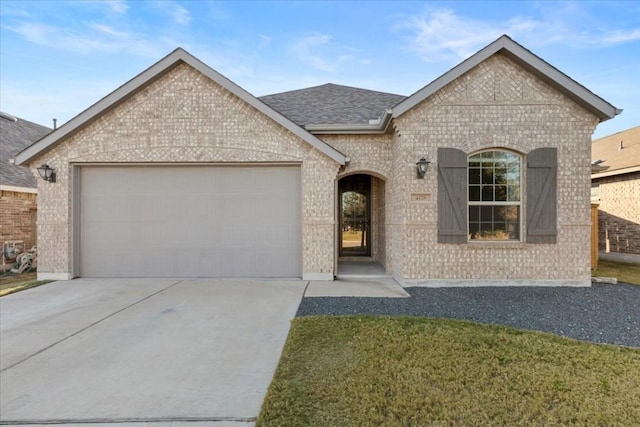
[
  {"left": 339, "top": 174, "right": 371, "bottom": 256},
  {"left": 337, "top": 173, "right": 387, "bottom": 275}
]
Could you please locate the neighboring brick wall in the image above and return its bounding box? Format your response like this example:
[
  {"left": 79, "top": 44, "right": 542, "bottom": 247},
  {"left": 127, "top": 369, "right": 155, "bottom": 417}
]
[
  {"left": 596, "top": 172, "right": 640, "bottom": 254},
  {"left": 29, "top": 63, "right": 340, "bottom": 278},
  {"left": 393, "top": 53, "right": 599, "bottom": 283},
  {"left": 0, "top": 190, "right": 37, "bottom": 250}
]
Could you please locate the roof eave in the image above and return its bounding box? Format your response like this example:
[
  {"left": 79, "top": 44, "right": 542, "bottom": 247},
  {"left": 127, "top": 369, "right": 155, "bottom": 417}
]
[
  {"left": 592, "top": 165, "right": 640, "bottom": 179},
  {"left": 392, "top": 35, "right": 621, "bottom": 122},
  {"left": 15, "top": 49, "right": 346, "bottom": 166},
  {"left": 305, "top": 110, "right": 394, "bottom": 135}
]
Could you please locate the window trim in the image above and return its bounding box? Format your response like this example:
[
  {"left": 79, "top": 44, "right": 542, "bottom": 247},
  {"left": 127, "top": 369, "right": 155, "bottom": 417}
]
[{"left": 467, "top": 149, "right": 523, "bottom": 242}]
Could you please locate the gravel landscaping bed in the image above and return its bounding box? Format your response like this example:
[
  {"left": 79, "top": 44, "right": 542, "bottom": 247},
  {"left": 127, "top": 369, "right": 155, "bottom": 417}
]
[{"left": 297, "top": 283, "right": 640, "bottom": 348}]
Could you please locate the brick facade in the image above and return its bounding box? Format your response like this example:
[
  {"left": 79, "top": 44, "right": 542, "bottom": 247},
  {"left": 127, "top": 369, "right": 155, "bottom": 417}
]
[
  {"left": 391, "top": 54, "right": 598, "bottom": 284},
  {"left": 29, "top": 64, "right": 339, "bottom": 280},
  {"left": 26, "top": 51, "right": 603, "bottom": 285},
  {"left": 0, "top": 189, "right": 37, "bottom": 251},
  {"left": 595, "top": 172, "right": 640, "bottom": 254}
]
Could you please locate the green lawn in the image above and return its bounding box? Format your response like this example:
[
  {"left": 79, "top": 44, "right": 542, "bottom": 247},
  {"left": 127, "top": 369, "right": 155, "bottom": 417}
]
[
  {"left": 593, "top": 259, "right": 640, "bottom": 285},
  {"left": 258, "top": 316, "right": 640, "bottom": 426}
]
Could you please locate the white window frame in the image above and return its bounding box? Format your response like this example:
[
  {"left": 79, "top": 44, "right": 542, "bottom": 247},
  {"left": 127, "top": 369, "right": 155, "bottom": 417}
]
[{"left": 467, "top": 149, "right": 523, "bottom": 242}]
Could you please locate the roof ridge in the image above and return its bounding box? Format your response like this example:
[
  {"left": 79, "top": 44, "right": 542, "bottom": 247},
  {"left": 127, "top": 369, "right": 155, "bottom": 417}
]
[{"left": 260, "top": 82, "right": 406, "bottom": 99}]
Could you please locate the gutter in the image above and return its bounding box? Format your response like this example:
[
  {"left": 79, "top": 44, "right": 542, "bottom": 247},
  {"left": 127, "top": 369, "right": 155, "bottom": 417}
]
[
  {"left": 591, "top": 165, "right": 640, "bottom": 179},
  {"left": 305, "top": 110, "right": 393, "bottom": 135},
  {"left": 0, "top": 185, "right": 37, "bottom": 194}
]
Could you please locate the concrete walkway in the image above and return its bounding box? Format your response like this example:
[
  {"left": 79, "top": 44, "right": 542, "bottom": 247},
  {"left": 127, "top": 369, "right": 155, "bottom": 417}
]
[
  {"left": 0, "top": 279, "right": 307, "bottom": 426},
  {"left": 306, "top": 278, "right": 410, "bottom": 298}
]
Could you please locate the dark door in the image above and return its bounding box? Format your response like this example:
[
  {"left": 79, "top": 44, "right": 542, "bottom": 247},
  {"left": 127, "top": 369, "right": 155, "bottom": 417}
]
[{"left": 339, "top": 175, "right": 371, "bottom": 256}]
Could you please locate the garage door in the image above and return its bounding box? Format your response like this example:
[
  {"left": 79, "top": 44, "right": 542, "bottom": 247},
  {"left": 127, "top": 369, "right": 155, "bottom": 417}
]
[{"left": 79, "top": 165, "right": 301, "bottom": 278}]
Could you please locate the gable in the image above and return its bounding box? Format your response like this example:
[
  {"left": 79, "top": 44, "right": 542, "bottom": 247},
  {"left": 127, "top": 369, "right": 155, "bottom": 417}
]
[
  {"left": 15, "top": 49, "right": 345, "bottom": 166},
  {"left": 393, "top": 35, "right": 620, "bottom": 122}
]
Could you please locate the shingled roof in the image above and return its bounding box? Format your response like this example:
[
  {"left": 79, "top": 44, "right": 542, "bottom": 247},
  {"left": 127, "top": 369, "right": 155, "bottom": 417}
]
[
  {"left": 592, "top": 126, "right": 640, "bottom": 178},
  {"left": 259, "top": 83, "right": 406, "bottom": 126},
  {"left": 1, "top": 112, "right": 51, "bottom": 189}
]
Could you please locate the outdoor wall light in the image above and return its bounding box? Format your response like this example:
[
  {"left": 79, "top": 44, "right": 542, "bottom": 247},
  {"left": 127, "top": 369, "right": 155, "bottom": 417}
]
[
  {"left": 37, "top": 164, "right": 56, "bottom": 182},
  {"left": 416, "top": 158, "right": 430, "bottom": 179}
]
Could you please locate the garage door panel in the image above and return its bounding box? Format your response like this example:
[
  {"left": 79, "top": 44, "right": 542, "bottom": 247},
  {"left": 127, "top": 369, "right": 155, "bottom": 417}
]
[{"left": 80, "top": 166, "right": 301, "bottom": 278}]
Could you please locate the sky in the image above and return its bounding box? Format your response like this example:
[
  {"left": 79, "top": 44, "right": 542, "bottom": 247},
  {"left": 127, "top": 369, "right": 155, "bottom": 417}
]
[{"left": 1, "top": 1, "right": 639, "bottom": 139}]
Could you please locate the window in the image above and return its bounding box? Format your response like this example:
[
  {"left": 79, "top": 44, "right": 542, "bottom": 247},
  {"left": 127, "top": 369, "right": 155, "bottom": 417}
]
[
  {"left": 591, "top": 182, "right": 600, "bottom": 202},
  {"left": 468, "top": 150, "right": 521, "bottom": 241},
  {"left": 438, "top": 147, "right": 556, "bottom": 245}
]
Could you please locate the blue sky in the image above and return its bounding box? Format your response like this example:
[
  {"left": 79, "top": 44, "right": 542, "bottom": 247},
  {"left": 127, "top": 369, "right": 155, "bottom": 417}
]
[{"left": 1, "top": 1, "right": 639, "bottom": 138}]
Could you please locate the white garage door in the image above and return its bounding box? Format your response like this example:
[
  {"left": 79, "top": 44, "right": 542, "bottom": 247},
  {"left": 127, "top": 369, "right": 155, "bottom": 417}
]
[{"left": 79, "top": 165, "right": 301, "bottom": 278}]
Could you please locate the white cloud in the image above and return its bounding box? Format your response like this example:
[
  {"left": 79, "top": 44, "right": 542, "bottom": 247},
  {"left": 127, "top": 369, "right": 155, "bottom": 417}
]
[
  {"left": 291, "top": 33, "right": 336, "bottom": 72},
  {"left": 94, "top": 0, "right": 129, "bottom": 14},
  {"left": 171, "top": 4, "right": 191, "bottom": 26},
  {"left": 5, "top": 21, "right": 167, "bottom": 57},
  {"left": 0, "top": 4, "right": 31, "bottom": 17},
  {"left": 393, "top": 9, "right": 504, "bottom": 62},
  {"left": 395, "top": 7, "right": 640, "bottom": 62},
  {"left": 259, "top": 34, "right": 272, "bottom": 47},
  {"left": 599, "top": 29, "right": 640, "bottom": 45},
  {"left": 290, "top": 33, "right": 362, "bottom": 73}
]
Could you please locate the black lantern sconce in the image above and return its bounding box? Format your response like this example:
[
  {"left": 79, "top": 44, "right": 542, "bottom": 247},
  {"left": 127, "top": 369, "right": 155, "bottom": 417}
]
[
  {"left": 37, "top": 164, "right": 56, "bottom": 183},
  {"left": 416, "top": 158, "right": 430, "bottom": 179}
]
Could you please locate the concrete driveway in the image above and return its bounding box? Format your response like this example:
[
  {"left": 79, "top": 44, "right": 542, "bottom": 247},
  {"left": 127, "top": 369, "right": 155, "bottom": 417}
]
[{"left": 0, "top": 278, "right": 307, "bottom": 426}]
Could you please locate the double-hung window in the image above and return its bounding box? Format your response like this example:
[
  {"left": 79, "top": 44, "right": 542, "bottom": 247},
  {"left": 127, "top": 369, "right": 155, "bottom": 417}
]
[
  {"left": 468, "top": 150, "right": 521, "bottom": 241},
  {"left": 438, "top": 147, "right": 556, "bottom": 244}
]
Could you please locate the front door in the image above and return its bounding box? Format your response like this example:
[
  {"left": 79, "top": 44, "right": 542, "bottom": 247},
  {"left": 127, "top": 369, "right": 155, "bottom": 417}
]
[{"left": 339, "top": 175, "right": 371, "bottom": 257}]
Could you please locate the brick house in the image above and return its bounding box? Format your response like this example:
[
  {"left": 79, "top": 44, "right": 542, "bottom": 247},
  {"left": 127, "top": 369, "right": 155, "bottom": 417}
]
[
  {"left": 591, "top": 126, "right": 640, "bottom": 256},
  {"left": 15, "top": 35, "right": 620, "bottom": 285},
  {"left": 1, "top": 112, "right": 51, "bottom": 263}
]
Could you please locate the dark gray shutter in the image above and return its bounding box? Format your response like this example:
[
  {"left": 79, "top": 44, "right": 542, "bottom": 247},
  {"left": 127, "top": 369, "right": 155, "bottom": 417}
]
[
  {"left": 438, "top": 148, "right": 467, "bottom": 243},
  {"left": 526, "top": 147, "right": 557, "bottom": 244}
]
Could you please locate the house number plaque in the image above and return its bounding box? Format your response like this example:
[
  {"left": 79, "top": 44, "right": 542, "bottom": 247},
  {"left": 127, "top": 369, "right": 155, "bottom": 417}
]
[{"left": 411, "top": 193, "right": 431, "bottom": 203}]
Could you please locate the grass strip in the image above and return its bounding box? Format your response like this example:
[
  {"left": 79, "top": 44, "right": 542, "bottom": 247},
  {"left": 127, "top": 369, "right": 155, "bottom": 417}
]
[
  {"left": 259, "top": 316, "right": 640, "bottom": 426},
  {"left": 0, "top": 278, "right": 53, "bottom": 297},
  {"left": 592, "top": 260, "right": 640, "bottom": 285}
]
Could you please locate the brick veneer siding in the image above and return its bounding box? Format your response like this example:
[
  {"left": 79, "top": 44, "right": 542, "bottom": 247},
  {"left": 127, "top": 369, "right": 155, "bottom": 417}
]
[
  {"left": 28, "top": 63, "right": 340, "bottom": 279},
  {"left": 595, "top": 171, "right": 640, "bottom": 254},
  {"left": 0, "top": 190, "right": 37, "bottom": 251},
  {"left": 392, "top": 54, "right": 599, "bottom": 284}
]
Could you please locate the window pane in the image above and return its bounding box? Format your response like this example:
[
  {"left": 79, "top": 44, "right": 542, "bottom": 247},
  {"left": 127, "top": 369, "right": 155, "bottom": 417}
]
[
  {"left": 469, "top": 206, "right": 480, "bottom": 222},
  {"left": 468, "top": 206, "right": 520, "bottom": 241},
  {"left": 495, "top": 168, "right": 507, "bottom": 184},
  {"left": 481, "top": 168, "right": 493, "bottom": 185},
  {"left": 481, "top": 186, "right": 493, "bottom": 201},
  {"left": 469, "top": 168, "right": 480, "bottom": 184},
  {"left": 495, "top": 185, "right": 507, "bottom": 201},
  {"left": 480, "top": 206, "right": 493, "bottom": 221},
  {"left": 469, "top": 186, "right": 481, "bottom": 201},
  {"left": 507, "top": 185, "right": 520, "bottom": 201}
]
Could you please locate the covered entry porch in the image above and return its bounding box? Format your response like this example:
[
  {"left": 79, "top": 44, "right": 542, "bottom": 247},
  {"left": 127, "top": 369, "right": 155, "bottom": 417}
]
[{"left": 337, "top": 173, "right": 388, "bottom": 278}]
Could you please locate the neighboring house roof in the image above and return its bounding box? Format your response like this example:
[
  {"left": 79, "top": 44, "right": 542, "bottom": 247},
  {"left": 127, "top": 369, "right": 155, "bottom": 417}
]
[
  {"left": 393, "top": 35, "right": 621, "bottom": 122},
  {"left": 591, "top": 126, "right": 640, "bottom": 179},
  {"left": 0, "top": 112, "right": 51, "bottom": 189},
  {"left": 15, "top": 49, "right": 346, "bottom": 166},
  {"left": 259, "top": 83, "right": 405, "bottom": 127}
]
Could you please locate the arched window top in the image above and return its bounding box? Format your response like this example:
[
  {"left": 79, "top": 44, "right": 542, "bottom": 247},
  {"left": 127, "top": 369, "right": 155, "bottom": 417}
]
[
  {"left": 468, "top": 149, "right": 522, "bottom": 241},
  {"left": 468, "top": 149, "right": 522, "bottom": 163}
]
